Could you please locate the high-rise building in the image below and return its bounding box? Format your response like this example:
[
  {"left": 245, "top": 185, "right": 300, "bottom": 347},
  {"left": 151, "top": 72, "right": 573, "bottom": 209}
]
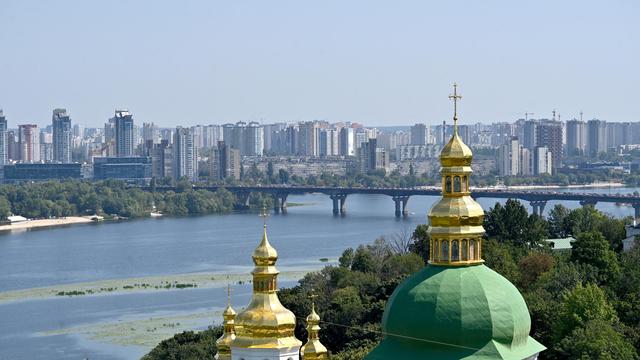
[
  {"left": 319, "top": 128, "right": 339, "bottom": 157},
  {"left": 587, "top": 119, "right": 607, "bottom": 158},
  {"left": 244, "top": 122, "right": 264, "bottom": 156},
  {"left": 533, "top": 146, "right": 553, "bottom": 175},
  {"left": 150, "top": 140, "right": 172, "bottom": 179},
  {"left": 18, "top": 124, "right": 40, "bottom": 163},
  {"left": 173, "top": 127, "right": 197, "bottom": 181},
  {"left": 113, "top": 109, "right": 134, "bottom": 157},
  {"left": 52, "top": 108, "right": 72, "bottom": 163},
  {"left": 0, "top": 110, "right": 7, "bottom": 165},
  {"left": 298, "top": 121, "right": 320, "bottom": 156},
  {"left": 498, "top": 137, "right": 520, "bottom": 176},
  {"left": 339, "top": 127, "right": 355, "bottom": 156},
  {"left": 142, "top": 122, "right": 160, "bottom": 145},
  {"left": 535, "top": 120, "right": 562, "bottom": 169},
  {"left": 210, "top": 141, "right": 240, "bottom": 180},
  {"left": 565, "top": 119, "right": 587, "bottom": 156},
  {"left": 410, "top": 123, "right": 427, "bottom": 145},
  {"left": 7, "top": 130, "right": 19, "bottom": 161},
  {"left": 522, "top": 120, "right": 537, "bottom": 150},
  {"left": 358, "top": 138, "right": 389, "bottom": 173}
]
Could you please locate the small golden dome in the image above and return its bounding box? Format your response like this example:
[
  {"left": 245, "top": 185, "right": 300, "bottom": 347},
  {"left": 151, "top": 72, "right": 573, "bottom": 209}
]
[
  {"left": 440, "top": 131, "right": 472, "bottom": 167},
  {"left": 306, "top": 306, "right": 320, "bottom": 323},
  {"left": 222, "top": 303, "right": 237, "bottom": 317},
  {"left": 302, "top": 300, "right": 328, "bottom": 360},
  {"left": 252, "top": 225, "right": 278, "bottom": 266}
]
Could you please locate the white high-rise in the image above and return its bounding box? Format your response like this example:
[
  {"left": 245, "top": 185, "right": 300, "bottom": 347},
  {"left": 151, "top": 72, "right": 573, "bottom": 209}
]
[{"left": 173, "top": 127, "right": 197, "bottom": 181}]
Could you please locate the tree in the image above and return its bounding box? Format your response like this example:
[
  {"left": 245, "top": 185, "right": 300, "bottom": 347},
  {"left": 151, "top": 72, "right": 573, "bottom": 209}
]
[
  {"left": 483, "top": 239, "right": 521, "bottom": 284},
  {"left": 555, "top": 283, "right": 618, "bottom": 341},
  {"left": 278, "top": 169, "right": 289, "bottom": 184},
  {"left": 571, "top": 231, "right": 621, "bottom": 285},
  {"left": 351, "top": 245, "right": 376, "bottom": 273},
  {"left": 547, "top": 204, "right": 570, "bottom": 238},
  {"left": 0, "top": 196, "right": 11, "bottom": 220},
  {"left": 557, "top": 319, "right": 639, "bottom": 360},
  {"left": 517, "top": 251, "right": 555, "bottom": 290},
  {"left": 484, "top": 199, "right": 546, "bottom": 248},
  {"left": 142, "top": 327, "right": 222, "bottom": 360},
  {"left": 409, "top": 224, "right": 430, "bottom": 263}
]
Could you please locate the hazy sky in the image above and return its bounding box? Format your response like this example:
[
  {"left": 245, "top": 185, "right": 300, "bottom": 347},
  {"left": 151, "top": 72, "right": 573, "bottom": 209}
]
[{"left": 1, "top": 0, "right": 638, "bottom": 127}]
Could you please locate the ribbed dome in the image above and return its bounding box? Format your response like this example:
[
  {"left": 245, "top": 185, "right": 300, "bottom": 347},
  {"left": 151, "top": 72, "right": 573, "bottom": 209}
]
[
  {"left": 366, "top": 265, "right": 545, "bottom": 359},
  {"left": 428, "top": 196, "right": 485, "bottom": 230},
  {"left": 252, "top": 225, "right": 278, "bottom": 265},
  {"left": 440, "top": 132, "right": 473, "bottom": 167}
]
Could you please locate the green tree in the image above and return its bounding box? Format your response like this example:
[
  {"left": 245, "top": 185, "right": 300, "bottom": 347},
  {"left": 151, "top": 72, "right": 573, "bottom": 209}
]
[
  {"left": 571, "top": 231, "right": 621, "bottom": 285},
  {"left": 555, "top": 283, "right": 618, "bottom": 341},
  {"left": 351, "top": 246, "right": 376, "bottom": 273},
  {"left": 142, "top": 327, "right": 222, "bottom": 360},
  {"left": 547, "top": 204, "right": 570, "bottom": 238},
  {"left": 0, "top": 196, "right": 11, "bottom": 220},
  {"left": 557, "top": 319, "right": 639, "bottom": 360}
]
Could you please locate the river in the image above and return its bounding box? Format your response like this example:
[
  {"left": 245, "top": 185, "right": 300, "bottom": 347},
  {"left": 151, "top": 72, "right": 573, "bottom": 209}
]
[{"left": 0, "top": 188, "right": 635, "bottom": 359}]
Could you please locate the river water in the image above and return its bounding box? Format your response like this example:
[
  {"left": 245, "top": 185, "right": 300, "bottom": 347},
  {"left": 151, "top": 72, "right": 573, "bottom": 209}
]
[{"left": 0, "top": 188, "right": 635, "bottom": 359}]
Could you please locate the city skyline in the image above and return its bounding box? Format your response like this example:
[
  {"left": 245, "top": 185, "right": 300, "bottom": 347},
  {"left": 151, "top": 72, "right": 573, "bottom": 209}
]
[{"left": 1, "top": 0, "right": 638, "bottom": 127}]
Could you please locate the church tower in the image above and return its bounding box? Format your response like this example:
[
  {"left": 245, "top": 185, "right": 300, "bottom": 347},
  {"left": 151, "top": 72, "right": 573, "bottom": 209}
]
[
  {"left": 301, "top": 294, "right": 328, "bottom": 360},
  {"left": 366, "top": 85, "right": 545, "bottom": 359},
  {"left": 231, "top": 223, "right": 302, "bottom": 360},
  {"left": 216, "top": 285, "right": 236, "bottom": 360}
]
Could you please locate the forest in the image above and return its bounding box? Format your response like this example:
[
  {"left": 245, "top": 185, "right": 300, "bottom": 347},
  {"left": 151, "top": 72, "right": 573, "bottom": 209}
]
[{"left": 144, "top": 200, "right": 640, "bottom": 360}]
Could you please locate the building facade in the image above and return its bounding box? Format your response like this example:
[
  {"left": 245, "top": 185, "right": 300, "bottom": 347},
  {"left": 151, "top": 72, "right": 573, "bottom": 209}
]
[
  {"left": 114, "top": 109, "right": 134, "bottom": 157},
  {"left": 18, "top": 124, "right": 40, "bottom": 163},
  {"left": 52, "top": 108, "right": 72, "bottom": 163}
]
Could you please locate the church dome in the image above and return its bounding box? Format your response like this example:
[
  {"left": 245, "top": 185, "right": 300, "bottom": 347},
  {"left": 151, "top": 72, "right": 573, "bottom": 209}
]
[
  {"left": 440, "top": 132, "right": 472, "bottom": 167},
  {"left": 367, "top": 265, "right": 545, "bottom": 359}
]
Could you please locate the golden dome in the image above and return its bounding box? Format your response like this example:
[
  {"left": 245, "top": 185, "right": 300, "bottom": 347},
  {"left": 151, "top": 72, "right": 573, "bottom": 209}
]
[
  {"left": 232, "top": 225, "right": 302, "bottom": 350},
  {"left": 223, "top": 303, "right": 237, "bottom": 317},
  {"left": 440, "top": 131, "right": 472, "bottom": 167},
  {"left": 301, "top": 300, "right": 328, "bottom": 360},
  {"left": 252, "top": 225, "right": 278, "bottom": 266}
]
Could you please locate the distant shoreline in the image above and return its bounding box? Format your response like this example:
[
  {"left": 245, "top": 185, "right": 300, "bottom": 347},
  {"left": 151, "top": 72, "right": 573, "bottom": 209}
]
[
  {"left": 473, "top": 181, "right": 626, "bottom": 190},
  {"left": 0, "top": 216, "right": 94, "bottom": 232}
]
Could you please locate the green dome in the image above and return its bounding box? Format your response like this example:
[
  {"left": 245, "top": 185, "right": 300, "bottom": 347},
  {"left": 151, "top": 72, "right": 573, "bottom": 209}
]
[{"left": 367, "top": 265, "right": 545, "bottom": 360}]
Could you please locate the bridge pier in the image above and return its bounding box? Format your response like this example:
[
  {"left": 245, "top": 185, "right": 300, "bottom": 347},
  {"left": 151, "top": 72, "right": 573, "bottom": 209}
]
[
  {"left": 392, "top": 196, "right": 410, "bottom": 217},
  {"left": 330, "top": 194, "right": 347, "bottom": 216},
  {"left": 235, "top": 191, "right": 251, "bottom": 209},
  {"left": 272, "top": 193, "right": 288, "bottom": 214},
  {"left": 529, "top": 200, "right": 547, "bottom": 217}
]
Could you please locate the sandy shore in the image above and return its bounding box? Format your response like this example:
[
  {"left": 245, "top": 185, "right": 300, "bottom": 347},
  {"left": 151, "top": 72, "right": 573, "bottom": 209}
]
[
  {"left": 0, "top": 216, "right": 94, "bottom": 232},
  {"left": 0, "top": 267, "right": 326, "bottom": 305}
]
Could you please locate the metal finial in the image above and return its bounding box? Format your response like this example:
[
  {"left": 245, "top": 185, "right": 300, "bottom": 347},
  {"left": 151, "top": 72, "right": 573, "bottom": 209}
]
[
  {"left": 309, "top": 290, "right": 318, "bottom": 313},
  {"left": 448, "top": 83, "right": 462, "bottom": 133},
  {"left": 226, "top": 276, "right": 232, "bottom": 305}
]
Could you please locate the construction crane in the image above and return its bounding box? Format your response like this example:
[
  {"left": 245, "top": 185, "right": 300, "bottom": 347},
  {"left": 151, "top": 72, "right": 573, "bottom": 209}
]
[{"left": 524, "top": 112, "right": 534, "bottom": 121}]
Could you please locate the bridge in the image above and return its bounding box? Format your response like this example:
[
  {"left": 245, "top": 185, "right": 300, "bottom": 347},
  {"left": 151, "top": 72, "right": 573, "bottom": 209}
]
[{"left": 147, "top": 185, "right": 640, "bottom": 218}]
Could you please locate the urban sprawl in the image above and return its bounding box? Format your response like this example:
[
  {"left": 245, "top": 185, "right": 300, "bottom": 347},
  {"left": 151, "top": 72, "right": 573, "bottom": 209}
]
[{"left": 0, "top": 108, "right": 635, "bottom": 184}]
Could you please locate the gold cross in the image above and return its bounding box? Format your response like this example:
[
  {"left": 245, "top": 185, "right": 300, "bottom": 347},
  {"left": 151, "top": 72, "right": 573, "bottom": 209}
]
[
  {"left": 259, "top": 206, "right": 270, "bottom": 226},
  {"left": 448, "top": 83, "right": 462, "bottom": 129},
  {"left": 309, "top": 289, "right": 318, "bottom": 311}
]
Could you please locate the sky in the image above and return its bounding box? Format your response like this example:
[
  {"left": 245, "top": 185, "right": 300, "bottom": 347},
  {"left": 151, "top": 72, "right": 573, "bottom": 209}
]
[{"left": 0, "top": 0, "right": 638, "bottom": 127}]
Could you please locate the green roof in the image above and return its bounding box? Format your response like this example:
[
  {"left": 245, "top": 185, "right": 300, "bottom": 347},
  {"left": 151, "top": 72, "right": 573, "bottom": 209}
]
[
  {"left": 545, "top": 237, "right": 575, "bottom": 250},
  {"left": 367, "top": 264, "right": 545, "bottom": 359}
]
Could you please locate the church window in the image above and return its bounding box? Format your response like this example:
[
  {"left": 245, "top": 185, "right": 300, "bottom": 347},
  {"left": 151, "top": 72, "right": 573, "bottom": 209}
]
[
  {"left": 469, "top": 240, "right": 476, "bottom": 260},
  {"left": 445, "top": 176, "right": 452, "bottom": 193},
  {"left": 441, "top": 241, "right": 449, "bottom": 261},
  {"left": 454, "top": 176, "right": 461, "bottom": 192},
  {"left": 462, "top": 176, "right": 468, "bottom": 191},
  {"left": 461, "top": 240, "right": 468, "bottom": 260},
  {"left": 451, "top": 240, "right": 459, "bottom": 261}
]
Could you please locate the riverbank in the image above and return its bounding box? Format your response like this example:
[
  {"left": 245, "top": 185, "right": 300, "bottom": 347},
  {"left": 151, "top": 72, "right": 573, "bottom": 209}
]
[{"left": 0, "top": 216, "right": 95, "bottom": 232}]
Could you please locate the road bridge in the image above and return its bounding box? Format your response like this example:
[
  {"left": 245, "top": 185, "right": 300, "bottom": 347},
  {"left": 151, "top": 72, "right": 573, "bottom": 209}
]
[{"left": 146, "top": 185, "right": 640, "bottom": 218}]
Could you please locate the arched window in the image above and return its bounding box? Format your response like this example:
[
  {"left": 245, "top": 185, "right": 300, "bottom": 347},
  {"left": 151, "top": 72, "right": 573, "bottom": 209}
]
[
  {"left": 461, "top": 240, "right": 468, "bottom": 260},
  {"left": 469, "top": 240, "right": 476, "bottom": 260},
  {"left": 451, "top": 240, "right": 459, "bottom": 261},
  {"left": 445, "top": 176, "right": 452, "bottom": 193},
  {"left": 454, "top": 176, "right": 461, "bottom": 192},
  {"left": 441, "top": 241, "right": 449, "bottom": 261},
  {"left": 462, "top": 176, "right": 468, "bottom": 192}
]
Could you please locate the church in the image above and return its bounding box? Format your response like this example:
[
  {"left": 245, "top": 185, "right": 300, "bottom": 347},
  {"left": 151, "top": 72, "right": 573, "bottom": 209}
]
[{"left": 214, "top": 86, "right": 545, "bottom": 360}]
